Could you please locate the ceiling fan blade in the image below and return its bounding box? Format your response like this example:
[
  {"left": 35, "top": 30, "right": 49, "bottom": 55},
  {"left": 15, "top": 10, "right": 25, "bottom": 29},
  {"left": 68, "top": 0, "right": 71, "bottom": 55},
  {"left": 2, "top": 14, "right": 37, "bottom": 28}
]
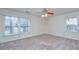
[{"left": 48, "top": 12, "right": 54, "bottom": 15}]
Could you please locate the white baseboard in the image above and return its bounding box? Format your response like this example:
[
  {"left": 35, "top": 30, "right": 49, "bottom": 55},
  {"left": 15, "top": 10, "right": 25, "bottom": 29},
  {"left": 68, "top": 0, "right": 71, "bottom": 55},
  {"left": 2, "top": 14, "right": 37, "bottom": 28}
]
[
  {"left": 0, "top": 33, "right": 44, "bottom": 44},
  {"left": 0, "top": 33, "right": 78, "bottom": 44},
  {"left": 47, "top": 33, "right": 79, "bottom": 40}
]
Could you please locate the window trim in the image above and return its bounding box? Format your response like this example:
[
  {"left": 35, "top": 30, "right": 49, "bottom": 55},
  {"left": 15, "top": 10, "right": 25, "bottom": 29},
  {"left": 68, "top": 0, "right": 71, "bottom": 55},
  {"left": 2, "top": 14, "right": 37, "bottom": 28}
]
[
  {"left": 3, "top": 15, "right": 31, "bottom": 36},
  {"left": 65, "top": 17, "right": 79, "bottom": 33}
]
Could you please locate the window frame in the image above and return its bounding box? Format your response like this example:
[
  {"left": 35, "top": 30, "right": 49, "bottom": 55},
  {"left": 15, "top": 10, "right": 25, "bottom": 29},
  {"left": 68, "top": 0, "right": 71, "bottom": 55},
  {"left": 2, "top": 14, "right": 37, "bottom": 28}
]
[
  {"left": 3, "top": 15, "right": 31, "bottom": 36},
  {"left": 4, "top": 16, "right": 19, "bottom": 35},
  {"left": 65, "top": 17, "right": 79, "bottom": 33}
]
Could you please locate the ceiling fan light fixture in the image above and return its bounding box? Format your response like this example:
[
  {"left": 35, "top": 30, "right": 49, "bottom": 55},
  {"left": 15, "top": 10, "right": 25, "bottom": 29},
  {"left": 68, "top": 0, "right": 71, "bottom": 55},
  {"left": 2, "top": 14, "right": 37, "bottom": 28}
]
[
  {"left": 41, "top": 8, "right": 54, "bottom": 17},
  {"left": 41, "top": 13, "right": 48, "bottom": 17},
  {"left": 45, "top": 13, "right": 48, "bottom": 16},
  {"left": 41, "top": 14, "right": 45, "bottom": 17}
]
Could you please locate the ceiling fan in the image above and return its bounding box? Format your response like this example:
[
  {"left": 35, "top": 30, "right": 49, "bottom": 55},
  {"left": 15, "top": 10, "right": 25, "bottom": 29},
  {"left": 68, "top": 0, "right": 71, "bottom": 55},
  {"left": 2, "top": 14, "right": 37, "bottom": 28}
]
[{"left": 41, "top": 8, "right": 54, "bottom": 17}]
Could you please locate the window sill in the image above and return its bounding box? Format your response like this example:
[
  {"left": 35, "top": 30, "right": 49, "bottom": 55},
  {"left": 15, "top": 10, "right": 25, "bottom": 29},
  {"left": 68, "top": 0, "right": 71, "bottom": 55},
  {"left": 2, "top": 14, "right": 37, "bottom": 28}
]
[{"left": 3, "top": 32, "right": 30, "bottom": 37}]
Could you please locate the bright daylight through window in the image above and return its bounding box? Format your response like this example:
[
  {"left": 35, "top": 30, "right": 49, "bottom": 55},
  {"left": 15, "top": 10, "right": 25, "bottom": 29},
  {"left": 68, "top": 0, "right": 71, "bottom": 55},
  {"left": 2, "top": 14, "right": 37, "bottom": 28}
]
[
  {"left": 4, "top": 16, "right": 31, "bottom": 35},
  {"left": 66, "top": 18, "right": 79, "bottom": 32}
]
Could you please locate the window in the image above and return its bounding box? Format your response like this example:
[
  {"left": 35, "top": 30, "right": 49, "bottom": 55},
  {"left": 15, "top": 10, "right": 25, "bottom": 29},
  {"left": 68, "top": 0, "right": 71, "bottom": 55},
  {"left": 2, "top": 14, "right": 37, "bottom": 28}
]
[
  {"left": 4, "top": 16, "right": 30, "bottom": 35},
  {"left": 19, "top": 18, "right": 28, "bottom": 33},
  {"left": 66, "top": 18, "right": 79, "bottom": 32}
]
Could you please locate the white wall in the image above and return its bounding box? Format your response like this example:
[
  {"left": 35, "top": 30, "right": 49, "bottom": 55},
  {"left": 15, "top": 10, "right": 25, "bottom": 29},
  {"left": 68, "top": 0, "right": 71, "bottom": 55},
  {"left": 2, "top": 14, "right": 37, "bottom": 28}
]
[
  {"left": 45, "top": 12, "right": 79, "bottom": 40},
  {"left": 0, "top": 9, "right": 44, "bottom": 43},
  {"left": 0, "top": 9, "right": 79, "bottom": 43}
]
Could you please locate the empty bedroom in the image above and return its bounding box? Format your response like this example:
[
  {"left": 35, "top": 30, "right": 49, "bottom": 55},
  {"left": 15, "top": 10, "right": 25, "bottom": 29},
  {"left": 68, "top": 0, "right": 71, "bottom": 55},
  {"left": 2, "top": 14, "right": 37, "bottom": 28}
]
[{"left": 0, "top": 8, "right": 79, "bottom": 50}]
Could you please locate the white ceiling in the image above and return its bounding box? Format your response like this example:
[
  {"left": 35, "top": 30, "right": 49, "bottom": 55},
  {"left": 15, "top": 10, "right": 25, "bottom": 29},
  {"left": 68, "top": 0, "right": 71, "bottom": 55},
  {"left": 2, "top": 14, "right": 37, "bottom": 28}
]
[{"left": 6, "top": 8, "right": 79, "bottom": 16}]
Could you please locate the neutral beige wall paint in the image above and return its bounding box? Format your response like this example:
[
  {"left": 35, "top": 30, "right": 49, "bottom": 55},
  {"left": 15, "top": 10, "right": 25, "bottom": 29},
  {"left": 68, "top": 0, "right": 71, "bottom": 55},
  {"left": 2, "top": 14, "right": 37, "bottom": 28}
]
[{"left": 45, "top": 12, "right": 79, "bottom": 40}]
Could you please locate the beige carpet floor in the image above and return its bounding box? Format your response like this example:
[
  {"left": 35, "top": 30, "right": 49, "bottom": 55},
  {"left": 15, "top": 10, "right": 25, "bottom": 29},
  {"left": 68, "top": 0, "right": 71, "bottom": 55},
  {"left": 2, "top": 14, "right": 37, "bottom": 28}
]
[{"left": 0, "top": 34, "right": 79, "bottom": 50}]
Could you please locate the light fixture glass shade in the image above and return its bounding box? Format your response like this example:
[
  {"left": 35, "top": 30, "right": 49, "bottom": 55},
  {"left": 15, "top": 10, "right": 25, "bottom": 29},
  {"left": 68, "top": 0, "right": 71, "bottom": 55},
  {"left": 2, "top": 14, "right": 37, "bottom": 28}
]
[
  {"left": 41, "top": 13, "right": 48, "bottom": 17},
  {"left": 41, "top": 15, "right": 45, "bottom": 17}
]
